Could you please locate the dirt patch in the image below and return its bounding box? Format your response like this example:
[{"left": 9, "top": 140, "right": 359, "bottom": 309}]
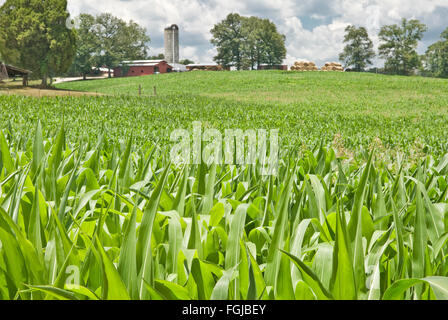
[{"left": 0, "top": 85, "right": 102, "bottom": 97}]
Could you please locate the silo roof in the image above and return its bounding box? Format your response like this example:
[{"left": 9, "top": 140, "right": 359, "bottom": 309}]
[{"left": 165, "top": 24, "right": 179, "bottom": 30}]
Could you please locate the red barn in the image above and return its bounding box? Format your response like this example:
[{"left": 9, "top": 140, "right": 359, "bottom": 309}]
[{"left": 114, "top": 60, "right": 173, "bottom": 77}]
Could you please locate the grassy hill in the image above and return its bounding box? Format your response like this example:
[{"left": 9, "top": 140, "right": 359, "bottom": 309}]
[{"left": 55, "top": 71, "right": 448, "bottom": 113}]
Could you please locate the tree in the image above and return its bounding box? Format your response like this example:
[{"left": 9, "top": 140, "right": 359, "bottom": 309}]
[
  {"left": 179, "top": 59, "right": 195, "bottom": 65},
  {"left": 339, "top": 25, "right": 375, "bottom": 72},
  {"left": 120, "top": 20, "right": 151, "bottom": 60},
  {"left": 70, "top": 14, "right": 98, "bottom": 80},
  {"left": 423, "top": 27, "right": 448, "bottom": 78},
  {"left": 257, "top": 19, "right": 286, "bottom": 67},
  {"left": 93, "top": 13, "right": 150, "bottom": 77},
  {"left": 241, "top": 16, "right": 263, "bottom": 70},
  {"left": 211, "top": 13, "right": 245, "bottom": 70},
  {"left": 148, "top": 53, "right": 165, "bottom": 60},
  {"left": 378, "top": 18, "right": 427, "bottom": 75},
  {"left": 0, "top": 0, "right": 77, "bottom": 86},
  {"left": 211, "top": 14, "right": 286, "bottom": 70},
  {"left": 0, "top": 34, "right": 5, "bottom": 61}
]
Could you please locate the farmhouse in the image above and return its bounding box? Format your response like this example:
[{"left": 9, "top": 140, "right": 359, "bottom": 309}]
[
  {"left": 0, "top": 61, "right": 32, "bottom": 86},
  {"left": 113, "top": 60, "right": 173, "bottom": 77}
]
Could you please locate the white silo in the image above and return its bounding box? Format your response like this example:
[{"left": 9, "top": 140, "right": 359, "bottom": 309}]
[{"left": 164, "top": 24, "right": 179, "bottom": 64}]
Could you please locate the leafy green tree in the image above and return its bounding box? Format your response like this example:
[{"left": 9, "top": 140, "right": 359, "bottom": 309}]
[
  {"left": 378, "top": 18, "right": 427, "bottom": 75},
  {"left": 94, "top": 13, "right": 150, "bottom": 77},
  {"left": 211, "top": 13, "right": 245, "bottom": 70},
  {"left": 257, "top": 19, "right": 286, "bottom": 67},
  {"left": 179, "top": 59, "right": 195, "bottom": 65},
  {"left": 423, "top": 28, "right": 448, "bottom": 78},
  {"left": 339, "top": 25, "right": 375, "bottom": 72},
  {"left": 70, "top": 14, "right": 99, "bottom": 80},
  {"left": 121, "top": 21, "right": 151, "bottom": 60},
  {"left": 241, "top": 16, "right": 263, "bottom": 70},
  {"left": 0, "top": 36, "right": 5, "bottom": 61},
  {"left": 0, "top": 0, "right": 76, "bottom": 86},
  {"left": 211, "top": 14, "right": 286, "bottom": 70}
]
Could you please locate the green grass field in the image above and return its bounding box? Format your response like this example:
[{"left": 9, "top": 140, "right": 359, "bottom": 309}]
[
  {"left": 1, "top": 71, "right": 448, "bottom": 300},
  {"left": 55, "top": 70, "right": 448, "bottom": 107},
  {"left": 52, "top": 70, "right": 448, "bottom": 157}
]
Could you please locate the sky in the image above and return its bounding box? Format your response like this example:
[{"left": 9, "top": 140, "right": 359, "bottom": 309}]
[{"left": 1, "top": 0, "right": 448, "bottom": 66}]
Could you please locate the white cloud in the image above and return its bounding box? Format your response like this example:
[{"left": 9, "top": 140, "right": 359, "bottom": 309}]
[
  {"left": 280, "top": 17, "right": 348, "bottom": 66},
  {"left": 1, "top": 0, "right": 447, "bottom": 67}
]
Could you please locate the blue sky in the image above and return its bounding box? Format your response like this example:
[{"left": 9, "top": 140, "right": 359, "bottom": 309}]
[{"left": 1, "top": 0, "right": 447, "bottom": 66}]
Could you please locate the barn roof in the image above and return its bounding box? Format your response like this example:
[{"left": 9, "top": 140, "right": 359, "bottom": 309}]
[
  {"left": 186, "top": 64, "right": 219, "bottom": 67},
  {"left": 1, "top": 62, "right": 32, "bottom": 76}
]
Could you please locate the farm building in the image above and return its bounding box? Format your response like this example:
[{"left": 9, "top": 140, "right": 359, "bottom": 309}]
[
  {"left": 0, "top": 61, "right": 32, "bottom": 85},
  {"left": 257, "top": 64, "right": 288, "bottom": 70},
  {"left": 186, "top": 64, "right": 225, "bottom": 71},
  {"left": 113, "top": 60, "right": 173, "bottom": 77},
  {"left": 92, "top": 66, "right": 113, "bottom": 77},
  {"left": 170, "top": 63, "right": 187, "bottom": 72}
]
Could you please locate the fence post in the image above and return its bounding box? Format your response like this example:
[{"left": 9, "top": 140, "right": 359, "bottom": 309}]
[
  {"left": 154, "top": 86, "right": 157, "bottom": 96},
  {"left": 139, "top": 84, "right": 142, "bottom": 97}
]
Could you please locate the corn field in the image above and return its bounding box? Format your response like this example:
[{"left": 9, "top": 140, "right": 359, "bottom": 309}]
[{"left": 1, "top": 120, "right": 448, "bottom": 300}]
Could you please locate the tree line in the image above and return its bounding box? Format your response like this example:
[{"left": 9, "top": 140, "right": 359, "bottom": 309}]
[
  {"left": 340, "top": 18, "right": 448, "bottom": 78},
  {"left": 210, "top": 13, "right": 448, "bottom": 78}
]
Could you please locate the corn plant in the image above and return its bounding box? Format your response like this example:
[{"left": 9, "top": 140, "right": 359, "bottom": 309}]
[{"left": 1, "top": 122, "right": 448, "bottom": 300}]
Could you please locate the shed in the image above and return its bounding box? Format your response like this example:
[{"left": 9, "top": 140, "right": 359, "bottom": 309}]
[
  {"left": 0, "top": 62, "right": 32, "bottom": 86},
  {"left": 114, "top": 60, "right": 173, "bottom": 77}
]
